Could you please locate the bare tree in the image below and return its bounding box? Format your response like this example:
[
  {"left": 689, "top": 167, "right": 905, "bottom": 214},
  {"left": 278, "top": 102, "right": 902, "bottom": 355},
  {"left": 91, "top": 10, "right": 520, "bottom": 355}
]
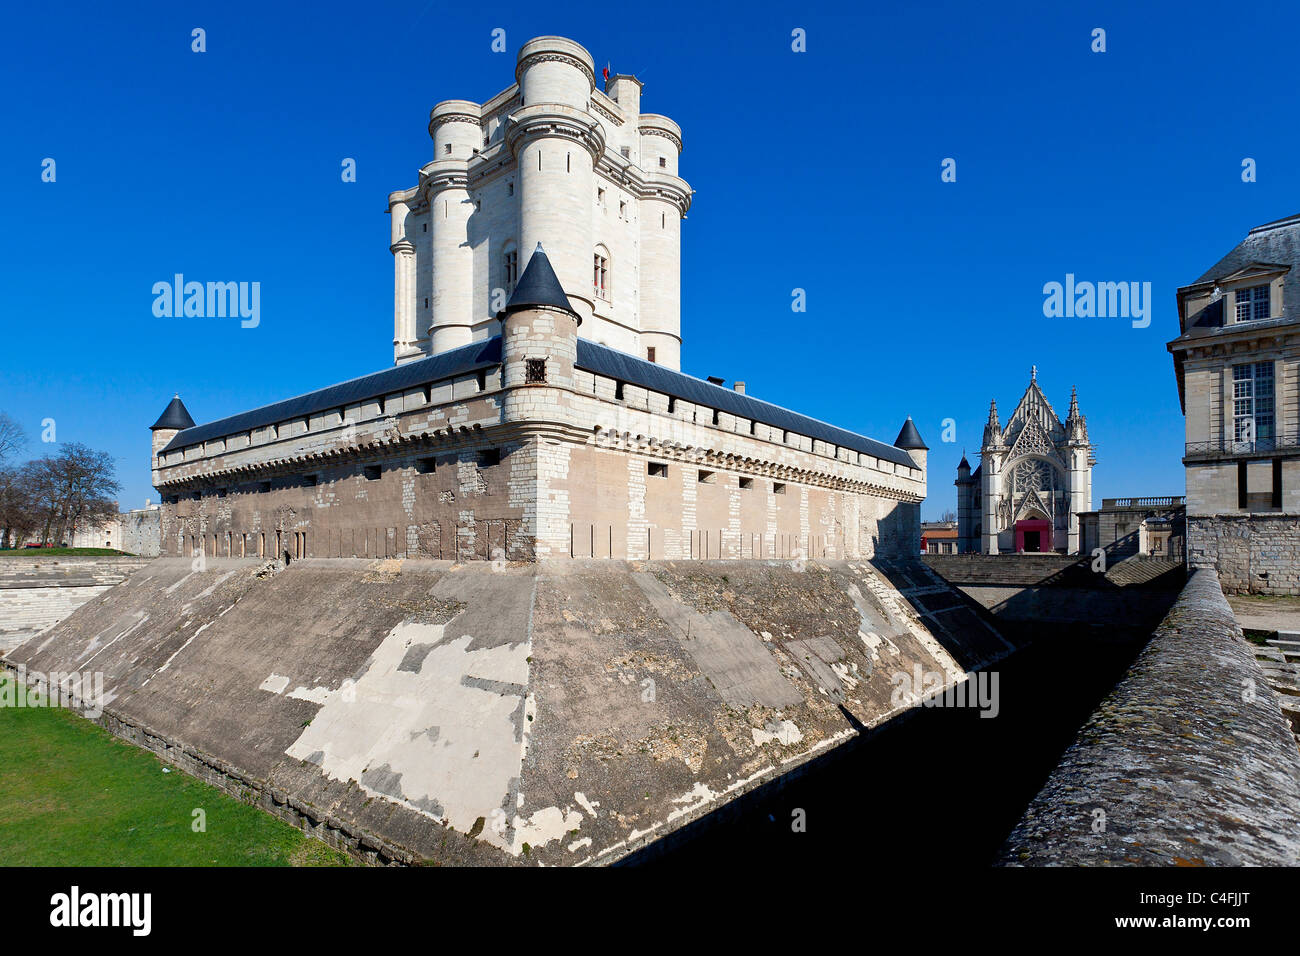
[
  {"left": 0, "top": 464, "right": 42, "bottom": 550},
  {"left": 0, "top": 412, "right": 26, "bottom": 466},
  {"left": 940, "top": 509, "right": 957, "bottom": 523}
]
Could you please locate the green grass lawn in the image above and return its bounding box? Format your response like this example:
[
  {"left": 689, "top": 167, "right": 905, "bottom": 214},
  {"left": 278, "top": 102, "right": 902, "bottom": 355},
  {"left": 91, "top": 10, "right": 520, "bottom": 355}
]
[
  {"left": 0, "top": 676, "right": 350, "bottom": 866},
  {"left": 0, "top": 548, "right": 131, "bottom": 556}
]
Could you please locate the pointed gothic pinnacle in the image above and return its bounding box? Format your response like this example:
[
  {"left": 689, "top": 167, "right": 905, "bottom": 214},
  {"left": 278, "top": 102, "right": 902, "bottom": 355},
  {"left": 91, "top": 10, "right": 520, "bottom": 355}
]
[
  {"left": 987, "top": 399, "right": 1000, "bottom": 427},
  {"left": 1068, "top": 386, "right": 1080, "bottom": 418}
]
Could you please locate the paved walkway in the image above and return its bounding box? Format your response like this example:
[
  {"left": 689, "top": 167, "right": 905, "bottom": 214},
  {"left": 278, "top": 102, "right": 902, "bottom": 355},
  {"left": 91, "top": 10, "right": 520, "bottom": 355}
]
[{"left": 1228, "top": 594, "right": 1300, "bottom": 635}]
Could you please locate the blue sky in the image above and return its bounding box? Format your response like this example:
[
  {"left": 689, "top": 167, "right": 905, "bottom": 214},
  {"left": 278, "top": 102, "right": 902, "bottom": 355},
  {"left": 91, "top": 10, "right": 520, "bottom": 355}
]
[{"left": 2, "top": 0, "right": 1297, "bottom": 520}]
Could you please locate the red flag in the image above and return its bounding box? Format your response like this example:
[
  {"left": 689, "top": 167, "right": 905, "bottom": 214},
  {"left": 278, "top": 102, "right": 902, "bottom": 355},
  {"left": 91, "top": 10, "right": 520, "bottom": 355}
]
[{"left": 603, "top": 61, "right": 611, "bottom": 81}]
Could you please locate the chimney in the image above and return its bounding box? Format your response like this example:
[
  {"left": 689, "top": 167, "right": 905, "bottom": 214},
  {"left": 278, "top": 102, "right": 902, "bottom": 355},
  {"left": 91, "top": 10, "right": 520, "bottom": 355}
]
[{"left": 733, "top": 381, "right": 746, "bottom": 395}]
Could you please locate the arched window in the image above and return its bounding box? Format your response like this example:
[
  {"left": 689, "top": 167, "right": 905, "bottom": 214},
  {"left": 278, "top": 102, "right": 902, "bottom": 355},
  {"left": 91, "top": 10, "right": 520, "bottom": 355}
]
[{"left": 593, "top": 245, "right": 610, "bottom": 300}]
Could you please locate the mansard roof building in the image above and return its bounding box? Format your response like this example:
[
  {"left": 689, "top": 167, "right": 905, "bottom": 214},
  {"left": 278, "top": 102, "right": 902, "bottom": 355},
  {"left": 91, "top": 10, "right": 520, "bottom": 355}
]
[
  {"left": 1168, "top": 212, "right": 1300, "bottom": 594},
  {"left": 956, "top": 369, "right": 1094, "bottom": 554}
]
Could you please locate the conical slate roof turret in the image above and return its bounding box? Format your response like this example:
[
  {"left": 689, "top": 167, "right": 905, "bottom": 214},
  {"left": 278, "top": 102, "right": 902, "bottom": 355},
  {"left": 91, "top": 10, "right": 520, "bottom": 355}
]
[
  {"left": 894, "top": 416, "right": 928, "bottom": 450},
  {"left": 151, "top": 395, "right": 195, "bottom": 431},
  {"left": 503, "top": 243, "right": 580, "bottom": 322}
]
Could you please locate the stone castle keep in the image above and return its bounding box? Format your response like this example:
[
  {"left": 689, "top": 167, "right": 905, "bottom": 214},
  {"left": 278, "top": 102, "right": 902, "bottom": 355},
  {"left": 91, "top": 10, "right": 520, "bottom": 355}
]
[{"left": 150, "top": 36, "right": 927, "bottom": 562}]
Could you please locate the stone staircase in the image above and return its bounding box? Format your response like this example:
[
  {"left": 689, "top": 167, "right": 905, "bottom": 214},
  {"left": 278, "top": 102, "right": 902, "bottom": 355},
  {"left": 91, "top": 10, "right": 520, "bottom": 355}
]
[
  {"left": 1254, "top": 633, "right": 1300, "bottom": 749},
  {"left": 0, "top": 556, "right": 152, "bottom": 654}
]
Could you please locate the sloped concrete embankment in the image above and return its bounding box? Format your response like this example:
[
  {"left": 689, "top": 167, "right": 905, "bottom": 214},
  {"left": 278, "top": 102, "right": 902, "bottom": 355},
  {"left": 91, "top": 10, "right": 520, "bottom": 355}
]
[
  {"left": 6, "top": 556, "right": 1009, "bottom": 865},
  {"left": 999, "top": 568, "right": 1300, "bottom": 865},
  {"left": 0, "top": 557, "right": 152, "bottom": 653}
]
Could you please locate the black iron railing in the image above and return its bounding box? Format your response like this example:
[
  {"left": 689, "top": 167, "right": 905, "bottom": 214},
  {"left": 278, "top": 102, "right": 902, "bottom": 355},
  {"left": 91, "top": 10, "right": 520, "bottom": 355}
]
[{"left": 1184, "top": 431, "right": 1300, "bottom": 459}]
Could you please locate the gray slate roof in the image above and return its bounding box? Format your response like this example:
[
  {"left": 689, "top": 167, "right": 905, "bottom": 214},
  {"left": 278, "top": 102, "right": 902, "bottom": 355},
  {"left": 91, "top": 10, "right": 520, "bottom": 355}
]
[
  {"left": 151, "top": 396, "right": 196, "bottom": 432},
  {"left": 161, "top": 338, "right": 501, "bottom": 452},
  {"left": 893, "top": 417, "right": 927, "bottom": 450},
  {"left": 161, "top": 336, "right": 917, "bottom": 469},
  {"left": 1176, "top": 213, "right": 1300, "bottom": 340},
  {"left": 505, "top": 244, "right": 579, "bottom": 320},
  {"left": 575, "top": 340, "right": 918, "bottom": 468}
]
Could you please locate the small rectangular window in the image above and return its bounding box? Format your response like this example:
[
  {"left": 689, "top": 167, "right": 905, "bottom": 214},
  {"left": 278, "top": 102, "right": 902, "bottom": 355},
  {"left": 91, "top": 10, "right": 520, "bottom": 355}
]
[
  {"left": 620, "top": 146, "right": 630, "bottom": 158},
  {"left": 648, "top": 462, "right": 668, "bottom": 478},
  {"left": 478, "top": 449, "right": 500, "bottom": 467},
  {"left": 416, "top": 457, "right": 436, "bottom": 474},
  {"left": 739, "top": 477, "right": 753, "bottom": 490},
  {"left": 423, "top": 386, "right": 432, "bottom": 404},
  {"left": 659, "top": 156, "right": 666, "bottom": 168},
  {"left": 646, "top": 346, "right": 656, "bottom": 363},
  {"left": 1237, "top": 460, "right": 1248, "bottom": 509},
  {"left": 507, "top": 182, "right": 514, "bottom": 196},
  {"left": 773, "top": 482, "right": 786, "bottom": 495},
  {"left": 615, "top": 380, "right": 625, "bottom": 401},
  {"left": 525, "top": 358, "right": 547, "bottom": 383},
  {"left": 698, "top": 470, "right": 715, "bottom": 484},
  {"left": 444, "top": 143, "right": 452, "bottom": 155},
  {"left": 364, "top": 465, "right": 381, "bottom": 481},
  {"left": 303, "top": 475, "right": 318, "bottom": 487},
  {"left": 477, "top": 369, "right": 488, "bottom": 391}
]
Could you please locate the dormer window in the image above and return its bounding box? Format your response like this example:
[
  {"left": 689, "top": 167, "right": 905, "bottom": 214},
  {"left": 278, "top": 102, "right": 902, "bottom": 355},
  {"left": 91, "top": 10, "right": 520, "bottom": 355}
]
[{"left": 1235, "top": 283, "right": 1270, "bottom": 323}]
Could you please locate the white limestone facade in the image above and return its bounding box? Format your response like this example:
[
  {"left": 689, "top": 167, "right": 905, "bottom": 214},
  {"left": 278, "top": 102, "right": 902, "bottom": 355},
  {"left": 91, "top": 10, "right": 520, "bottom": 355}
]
[
  {"left": 388, "top": 36, "right": 691, "bottom": 370},
  {"left": 956, "top": 369, "right": 1094, "bottom": 554}
]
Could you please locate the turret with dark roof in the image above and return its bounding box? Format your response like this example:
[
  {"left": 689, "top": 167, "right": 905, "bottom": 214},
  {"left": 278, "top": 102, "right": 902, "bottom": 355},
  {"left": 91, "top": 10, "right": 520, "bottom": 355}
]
[
  {"left": 503, "top": 244, "right": 580, "bottom": 322},
  {"left": 151, "top": 395, "right": 195, "bottom": 432},
  {"left": 894, "top": 416, "right": 928, "bottom": 450}
]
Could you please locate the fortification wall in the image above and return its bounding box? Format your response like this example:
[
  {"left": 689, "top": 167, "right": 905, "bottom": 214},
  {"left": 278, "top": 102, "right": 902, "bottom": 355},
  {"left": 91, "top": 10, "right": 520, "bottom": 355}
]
[
  {"left": 153, "top": 348, "right": 922, "bottom": 562},
  {"left": 999, "top": 568, "right": 1300, "bottom": 865},
  {"left": 7, "top": 556, "right": 1007, "bottom": 865},
  {"left": 1189, "top": 513, "right": 1300, "bottom": 595},
  {"left": 0, "top": 556, "right": 151, "bottom": 653}
]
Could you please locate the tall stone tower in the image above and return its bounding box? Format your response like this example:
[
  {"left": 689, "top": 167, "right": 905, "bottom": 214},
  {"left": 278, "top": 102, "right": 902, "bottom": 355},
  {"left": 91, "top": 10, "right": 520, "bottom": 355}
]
[{"left": 388, "top": 36, "right": 692, "bottom": 369}]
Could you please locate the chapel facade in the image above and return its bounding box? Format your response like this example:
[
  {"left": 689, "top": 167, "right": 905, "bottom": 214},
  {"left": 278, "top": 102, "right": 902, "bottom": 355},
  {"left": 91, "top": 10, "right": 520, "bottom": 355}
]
[{"left": 956, "top": 369, "right": 1094, "bottom": 554}]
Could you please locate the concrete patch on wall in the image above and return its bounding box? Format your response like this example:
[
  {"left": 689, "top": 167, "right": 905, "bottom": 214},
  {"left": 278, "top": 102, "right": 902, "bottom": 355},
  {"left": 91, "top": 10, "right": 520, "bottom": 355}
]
[{"left": 286, "top": 615, "right": 533, "bottom": 850}]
